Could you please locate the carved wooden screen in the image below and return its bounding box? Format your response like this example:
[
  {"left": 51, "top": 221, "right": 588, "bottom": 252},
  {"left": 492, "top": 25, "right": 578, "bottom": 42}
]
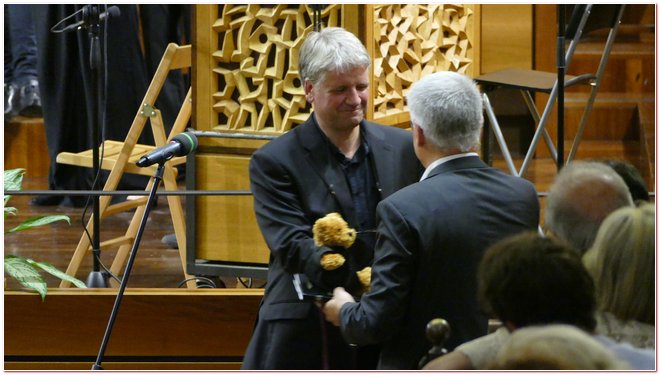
[
  {"left": 194, "top": 4, "right": 479, "bottom": 133},
  {"left": 366, "top": 4, "right": 479, "bottom": 126},
  {"left": 194, "top": 4, "right": 347, "bottom": 137}
]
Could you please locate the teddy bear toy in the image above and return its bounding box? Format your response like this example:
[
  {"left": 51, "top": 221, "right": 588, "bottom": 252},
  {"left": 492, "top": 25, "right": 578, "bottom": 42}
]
[{"left": 312, "top": 212, "right": 372, "bottom": 292}]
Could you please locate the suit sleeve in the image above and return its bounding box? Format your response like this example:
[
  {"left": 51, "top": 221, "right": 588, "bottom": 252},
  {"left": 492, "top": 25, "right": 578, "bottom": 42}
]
[
  {"left": 249, "top": 149, "right": 349, "bottom": 289},
  {"left": 339, "top": 198, "right": 416, "bottom": 345}
]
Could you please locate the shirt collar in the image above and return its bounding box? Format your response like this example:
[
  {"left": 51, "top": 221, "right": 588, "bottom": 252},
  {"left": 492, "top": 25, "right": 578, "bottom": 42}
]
[{"left": 420, "top": 152, "right": 479, "bottom": 181}]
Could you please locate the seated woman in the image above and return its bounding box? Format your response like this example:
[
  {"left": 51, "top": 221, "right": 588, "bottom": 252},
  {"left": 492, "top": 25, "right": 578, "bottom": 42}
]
[{"left": 582, "top": 202, "right": 655, "bottom": 349}]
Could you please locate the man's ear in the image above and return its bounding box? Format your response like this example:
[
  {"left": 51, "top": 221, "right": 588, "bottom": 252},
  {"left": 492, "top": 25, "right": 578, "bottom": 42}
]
[
  {"left": 413, "top": 124, "right": 425, "bottom": 148},
  {"left": 304, "top": 80, "right": 314, "bottom": 103}
]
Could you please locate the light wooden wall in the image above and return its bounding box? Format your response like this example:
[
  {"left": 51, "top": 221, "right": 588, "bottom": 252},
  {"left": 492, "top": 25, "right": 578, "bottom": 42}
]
[{"left": 480, "top": 4, "right": 533, "bottom": 73}]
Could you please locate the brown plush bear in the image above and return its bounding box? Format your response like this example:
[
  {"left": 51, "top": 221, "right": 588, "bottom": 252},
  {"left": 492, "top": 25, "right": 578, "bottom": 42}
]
[
  {"left": 312, "top": 212, "right": 372, "bottom": 292},
  {"left": 313, "top": 212, "right": 356, "bottom": 249}
]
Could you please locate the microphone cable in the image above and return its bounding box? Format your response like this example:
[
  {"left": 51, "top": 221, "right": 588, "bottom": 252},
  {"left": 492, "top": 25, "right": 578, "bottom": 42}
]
[
  {"left": 238, "top": 277, "right": 267, "bottom": 289},
  {"left": 177, "top": 276, "right": 218, "bottom": 289},
  {"left": 49, "top": 7, "right": 84, "bottom": 33}
]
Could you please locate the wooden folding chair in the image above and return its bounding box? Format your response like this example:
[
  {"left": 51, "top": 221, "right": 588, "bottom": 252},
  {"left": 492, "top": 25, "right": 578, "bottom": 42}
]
[{"left": 56, "top": 43, "right": 195, "bottom": 288}]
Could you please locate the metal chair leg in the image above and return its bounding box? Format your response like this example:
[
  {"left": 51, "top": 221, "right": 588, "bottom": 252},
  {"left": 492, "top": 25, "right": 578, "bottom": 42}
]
[{"left": 483, "top": 93, "right": 518, "bottom": 175}]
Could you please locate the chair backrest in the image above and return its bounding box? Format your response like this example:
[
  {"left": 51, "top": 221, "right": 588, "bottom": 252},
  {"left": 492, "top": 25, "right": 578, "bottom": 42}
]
[{"left": 565, "top": 4, "right": 625, "bottom": 40}]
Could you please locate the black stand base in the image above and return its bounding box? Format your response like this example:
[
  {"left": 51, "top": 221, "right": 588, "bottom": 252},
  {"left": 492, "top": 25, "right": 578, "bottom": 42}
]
[{"left": 86, "top": 271, "right": 110, "bottom": 288}]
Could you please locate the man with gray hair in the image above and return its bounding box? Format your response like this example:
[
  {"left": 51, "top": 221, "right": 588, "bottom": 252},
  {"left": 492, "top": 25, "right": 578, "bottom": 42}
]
[
  {"left": 242, "top": 27, "right": 423, "bottom": 369},
  {"left": 323, "top": 71, "right": 539, "bottom": 369},
  {"left": 544, "top": 160, "right": 633, "bottom": 254}
]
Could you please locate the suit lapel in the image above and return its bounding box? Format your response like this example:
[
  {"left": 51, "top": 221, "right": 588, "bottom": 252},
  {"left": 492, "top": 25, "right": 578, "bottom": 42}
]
[{"left": 363, "top": 123, "right": 393, "bottom": 197}]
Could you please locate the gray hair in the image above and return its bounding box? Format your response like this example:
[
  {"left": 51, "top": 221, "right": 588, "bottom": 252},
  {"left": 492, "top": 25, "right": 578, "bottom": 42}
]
[
  {"left": 407, "top": 71, "right": 483, "bottom": 152},
  {"left": 298, "top": 27, "right": 371, "bottom": 85},
  {"left": 544, "top": 161, "right": 633, "bottom": 253}
]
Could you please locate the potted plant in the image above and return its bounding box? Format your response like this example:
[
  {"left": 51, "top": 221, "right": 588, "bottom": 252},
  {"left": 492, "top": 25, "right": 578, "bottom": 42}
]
[{"left": 4, "top": 168, "right": 86, "bottom": 299}]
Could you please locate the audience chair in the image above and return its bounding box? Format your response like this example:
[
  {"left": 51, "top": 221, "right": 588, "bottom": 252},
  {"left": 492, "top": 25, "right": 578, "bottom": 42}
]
[
  {"left": 476, "top": 5, "right": 626, "bottom": 176},
  {"left": 56, "top": 43, "right": 195, "bottom": 288}
]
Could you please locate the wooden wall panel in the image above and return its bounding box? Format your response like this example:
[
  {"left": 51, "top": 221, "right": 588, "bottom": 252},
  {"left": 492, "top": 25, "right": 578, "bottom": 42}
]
[
  {"left": 193, "top": 4, "right": 344, "bottom": 136},
  {"left": 193, "top": 4, "right": 480, "bottom": 133},
  {"left": 480, "top": 4, "right": 532, "bottom": 73},
  {"left": 4, "top": 118, "right": 50, "bottom": 177},
  {"left": 193, "top": 153, "right": 268, "bottom": 264},
  {"left": 5, "top": 288, "right": 263, "bottom": 370},
  {"left": 367, "top": 4, "right": 480, "bottom": 126}
]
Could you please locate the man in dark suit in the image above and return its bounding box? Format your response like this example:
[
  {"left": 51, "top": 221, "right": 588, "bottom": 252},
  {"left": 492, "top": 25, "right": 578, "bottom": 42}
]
[
  {"left": 241, "top": 27, "right": 423, "bottom": 369},
  {"left": 323, "top": 71, "right": 540, "bottom": 369}
]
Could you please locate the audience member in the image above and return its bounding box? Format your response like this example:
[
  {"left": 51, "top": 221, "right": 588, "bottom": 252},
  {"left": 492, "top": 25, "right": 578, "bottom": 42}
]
[
  {"left": 487, "top": 324, "right": 629, "bottom": 370},
  {"left": 583, "top": 203, "right": 655, "bottom": 349},
  {"left": 599, "top": 159, "right": 650, "bottom": 203},
  {"left": 544, "top": 160, "right": 633, "bottom": 253},
  {"left": 423, "top": 232, "right": 655, "bottom": 370},
  {"left": 322, "top": 71, "right": 539, "bottom": 369},
  {"left": 241, "top": 27, "right": 423, "bottom": 370},
  {"left": 31, "top": 5, "right": 190, "bottom": 206},
  {"left": 4, "top": 4, "right": 42, "bottom": 122}
]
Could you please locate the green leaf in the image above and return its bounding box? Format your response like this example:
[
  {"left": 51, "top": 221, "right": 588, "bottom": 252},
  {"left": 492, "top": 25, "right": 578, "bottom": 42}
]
[
  {"left": 5, "top": 206, "right": 17, "bottom": 217},
  {"left": 27, "top": 259, "right": 87, "bottom": 289},
  {"left": 4, "top": 255, "right": 47, "bottom": 300},
  {"left": 4, "top": 168, "right": 25, "bottom": 192},
  {"left": 8, "top": 215, "right": 71, "bottom": 233},
  {"left": 4, "top": 168, "right": 25, "bottom": 212}
]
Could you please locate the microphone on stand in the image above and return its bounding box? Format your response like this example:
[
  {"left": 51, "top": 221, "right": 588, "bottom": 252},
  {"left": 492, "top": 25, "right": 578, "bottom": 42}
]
[
  {"left": 136, "top": 132, "right": 198, "bottom": 167},
  {"left": 60, "top": 6, "right": 121, "bottom": 33}
]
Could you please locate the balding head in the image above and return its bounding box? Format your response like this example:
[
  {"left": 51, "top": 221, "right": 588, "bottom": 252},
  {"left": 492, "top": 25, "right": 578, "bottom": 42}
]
[{"left": 544, "top": 161, "right": 633, "bottom": 253}]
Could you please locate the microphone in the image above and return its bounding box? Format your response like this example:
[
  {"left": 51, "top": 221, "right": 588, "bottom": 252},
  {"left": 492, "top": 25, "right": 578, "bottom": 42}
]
[
  {"left": 61, "top": 6, "right": 121, "bottom": 32},
  {"left": 136, "top": 132, "right": 198, "bottom": 167}
]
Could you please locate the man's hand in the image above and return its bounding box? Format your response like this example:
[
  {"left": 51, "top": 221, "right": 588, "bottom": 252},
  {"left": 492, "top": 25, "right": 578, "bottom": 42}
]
[{"left": 323, "top": 287, "right": 356, "bottom": 326}]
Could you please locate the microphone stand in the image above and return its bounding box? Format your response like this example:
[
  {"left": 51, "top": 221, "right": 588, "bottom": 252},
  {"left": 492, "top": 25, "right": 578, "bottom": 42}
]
[
  {"left": 92, "top": 163, "right": 166, "bottom": 370},
  {"left": 556, "top": 4, "right": 566, "bottom": 171},
  {"left": 85, "top": 4, "right": 109, "bottom": 287}
]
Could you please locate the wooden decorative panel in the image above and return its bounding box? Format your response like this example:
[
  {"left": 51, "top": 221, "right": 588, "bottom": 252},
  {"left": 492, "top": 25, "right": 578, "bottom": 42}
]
[
  {"left": 203, "top": 5, "right": 343, "bottom": 135},
  {"left": 368, "top": 4, "right": 478, "bottom": 125},
  {"left": 195, "top": 4, "right": 479, "bottom": 132}
]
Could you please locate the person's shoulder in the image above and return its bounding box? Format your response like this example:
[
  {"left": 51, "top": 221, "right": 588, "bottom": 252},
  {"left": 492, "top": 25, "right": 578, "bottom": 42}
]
[
  {"left": 363, "top": 121, "right": 412, "bottom": 139},
  {"left": 487, "top": 166, "right": 537, "bottom": 191},
  {"left": 594, "top": 334, "right": 656, "bottom": 370},
  {"left": 595, "top": 312, "right": 656, "bottom": 350},
  {"left": 254, "top": 125, "right": 301, "bottom": 155}
]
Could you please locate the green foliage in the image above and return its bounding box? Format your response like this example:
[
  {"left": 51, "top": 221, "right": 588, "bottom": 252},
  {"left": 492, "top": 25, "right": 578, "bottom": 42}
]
[{"left": 4, "top": 168, "right": 86, "bottom": 299}]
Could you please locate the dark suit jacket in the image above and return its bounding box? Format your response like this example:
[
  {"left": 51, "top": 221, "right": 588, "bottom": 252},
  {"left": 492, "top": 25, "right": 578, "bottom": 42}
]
[
  {"left": 242, "top": 115, "right": 423, "bottom": 369},
  {"left": 339, "top": 155, "right": 540, "bottom": 369}
]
